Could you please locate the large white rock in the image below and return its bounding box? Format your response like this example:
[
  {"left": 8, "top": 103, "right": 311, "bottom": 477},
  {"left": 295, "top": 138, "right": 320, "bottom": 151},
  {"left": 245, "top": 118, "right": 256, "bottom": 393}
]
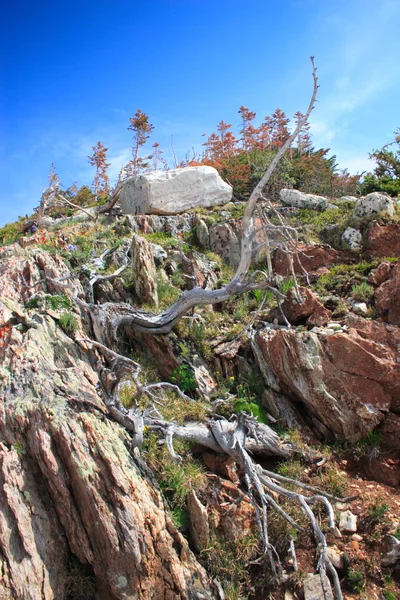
[
  {"left": 353, "top": 192, "right": 394, "bottom": 218},
  {"left": 279, "top": 188, "right": 329, "bottom": 211},
  {"left": 119, "top": 166, "right": 232, "bottom": 215}
]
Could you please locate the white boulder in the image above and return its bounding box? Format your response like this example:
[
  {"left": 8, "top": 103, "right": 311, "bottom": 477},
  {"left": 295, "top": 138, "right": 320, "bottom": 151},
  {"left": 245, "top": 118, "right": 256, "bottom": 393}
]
[
  {"left": 341, "top": 227, "right": 362, "bottom": 250},
  {"left": 353, "top": 192, "right": 394, "bottom": 218},
  {"left": 119, "top": 166, "right": 232, "bottom": 215},
  {"left": 279, "top": 189, "right": 329, "bottom": 211}
]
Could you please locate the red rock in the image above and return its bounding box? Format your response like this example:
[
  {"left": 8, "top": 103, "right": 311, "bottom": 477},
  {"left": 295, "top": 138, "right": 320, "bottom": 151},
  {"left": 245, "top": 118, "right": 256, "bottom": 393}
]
[
  {"left": 255, "top": 321, "right": 400, "bottom": 441},
  {"left": 379, "top": 413, "right": 400, "bottom": 450},
  {"left": 344, "top": 313, "right": 400, "bottom": 353},
  {"left": 368, "top": 261, "right": 393, "bottom": 286},
  {"left": 203, "top": 452, "right": 240, "bottom": 482},
  {"left": 273, "top": 244, "right": 355, "bottom": 275},
  {"left": 363, "top": 222, "right": 400, "bottom": 258},
  {"left": 281, "top": 287, "right": 332, "bottom": 326},
  {"left": 375, "top": 261, "right": 400, "bottom": 325},
  {"left": 359, "top": 456, "right": 400, "bottom": 488}
]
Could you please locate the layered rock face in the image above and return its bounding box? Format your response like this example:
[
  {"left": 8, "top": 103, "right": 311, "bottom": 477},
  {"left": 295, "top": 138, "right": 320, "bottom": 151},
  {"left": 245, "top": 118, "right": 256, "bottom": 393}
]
[
  {"left": 119, "top": 166, "right": 232, "bottom": 215},
  {"left": 254, "top": 314, "right": 400, "bottom": 442},
  {"left": 0, "top": 247, "right": 214, "bottom": 600},
  {"left": 363, "top": 222, "right": 400, "bottom": 258}
]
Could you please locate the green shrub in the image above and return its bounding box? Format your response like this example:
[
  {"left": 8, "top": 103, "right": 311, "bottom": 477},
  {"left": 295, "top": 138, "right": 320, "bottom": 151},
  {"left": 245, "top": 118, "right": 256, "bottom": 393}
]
[
  {"left": 45, "top": 294, "right": 72, "bottom": 311},
  {"left": 346, "top": 568, "right": 365, "bottom": 594},
  {"left": 171, "top": 363, "right": 197, "bottom": 393},
  {"left": 59, "top": 312, "right": 78, "bottom": 333},
  {"left": 0, "top": 217, "right": 26, "bottom": 245},
  {"left": 368, "top": 501, "right": 389, "bottom": 521},
  {"left": 143, "top": 433, "right": 206, "bottom": 511},
  {"left": 351, "top": 281, "right": 374, "bottom": 302}
]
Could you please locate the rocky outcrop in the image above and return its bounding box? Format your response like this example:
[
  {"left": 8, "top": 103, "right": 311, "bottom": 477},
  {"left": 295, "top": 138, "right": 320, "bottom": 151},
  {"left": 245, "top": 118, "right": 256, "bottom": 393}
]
[
  {"left": 254, "top": 315, "right": 400, "bottom": 441},
  {"left": 273, "top": 244, "right": 355, "bottom": 276},
  {"left": 131, "top": 233, "right": 158, "bottom": 306},
  {"left": 119, "top": 166, "right": 232, "bottom": 215},
  {"left": 0, "top": 248, "right": 215, "bottom": 600},
  {"left": 353, "top": 192, "right": 394, "bottom": 218},
  {"left": 277, "top": 287, "right": 332, "bottom": 327},
  {"left": 374, "top": 260, "right": 400, "bottom": 325},
  {"left": 363, "top": 222, "right": 400, "bottom": 258},
  {"left": 279, "top": 189, "right": 329, "bottom": 211},
  {"left": 368, "top": 261, "right": 393, "bottom": 286}
]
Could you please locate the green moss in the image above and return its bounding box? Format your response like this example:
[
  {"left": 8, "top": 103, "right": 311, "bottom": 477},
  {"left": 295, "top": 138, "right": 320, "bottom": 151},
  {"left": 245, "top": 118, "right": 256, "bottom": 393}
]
[{"left": 234, "top": 400, "right": 269, "bottom": 424}]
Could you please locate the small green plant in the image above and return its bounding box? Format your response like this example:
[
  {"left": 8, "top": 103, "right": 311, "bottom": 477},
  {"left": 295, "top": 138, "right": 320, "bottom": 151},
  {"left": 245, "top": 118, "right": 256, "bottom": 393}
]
[
  {"left": 170, "top": 507, "right": 189, "bottom": 532},
  {"left": 394, "top": 527, "right": 400, "bottom": 541},
  {"left": 45, "top": 294, "right": 72, "bottom": 311},
  {"left": 234, "top": 383, "right": 268, "bottom": 424},
  {"left": 351, "top": 281, "right": 374, "bottom": 302},
  {"left": 59, "top": 312, "right": 78, "bottom": 333},
  {"left": 171, "top": 363, "right": 197, "bottom": 393},
  {"left": 346, "top": 568, "right": 365, "bottom": 594},
  {"left": 368, "top": 500, "right": 389, "bottom": 521},
  {"left": 156, "top": 280, "right": 180, "bottom": 308},
  {"left": 280, "top": 276, "right": 295, "bottom": 294},
  {"left": 26, "top": 296, "right": 40, "bottom": 309},
  {"left": 357, "top": 430, "right": 381, "bottom": 454},
  {"left": 12, "top": 441, "right": 26, "bottom": 456},
  {"left": 143, "top": 433, "right": 206, "bottom": 511},
  {"left": 383, "top": 573, "right": 397, "bottom": 600},
  {"left": 202, "top": 534, "right": 259, "bottom": 600}
]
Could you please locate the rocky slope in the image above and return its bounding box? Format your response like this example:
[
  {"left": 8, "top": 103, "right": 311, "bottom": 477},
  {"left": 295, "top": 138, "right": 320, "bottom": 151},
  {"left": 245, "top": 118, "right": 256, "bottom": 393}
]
[{"left": 0, "top": 190, "right": 400, "bottom": 600}]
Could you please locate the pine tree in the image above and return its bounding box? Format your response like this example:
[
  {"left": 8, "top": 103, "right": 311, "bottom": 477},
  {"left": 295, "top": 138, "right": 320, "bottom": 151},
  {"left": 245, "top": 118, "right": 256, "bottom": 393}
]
[
  {"left": 238, "top": 106, "right": 258, "bottom": 153},
  {"left": 88, "top": 142, "right": 111, "bottom": 199},
  {"left": 269, "top": 108, "right": 291, "bottom": 149},
  {"left": 293, "top": 111, "right": 312, "bottom": 154},
  {"left": 127, "top": 109, "right": 154, "bottom": 175}
]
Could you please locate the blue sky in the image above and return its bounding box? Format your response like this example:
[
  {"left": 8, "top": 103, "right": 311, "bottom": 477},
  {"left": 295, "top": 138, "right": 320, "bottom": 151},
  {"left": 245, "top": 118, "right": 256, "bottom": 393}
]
[{"left": 1, "top": 0, "right": 400, "bottom": 226}]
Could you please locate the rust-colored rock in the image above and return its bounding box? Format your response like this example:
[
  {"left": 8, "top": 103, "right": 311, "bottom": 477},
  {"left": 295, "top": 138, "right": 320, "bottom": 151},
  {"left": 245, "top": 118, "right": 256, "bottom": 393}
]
[
  {"left": 202, "top": 476, "right": 255, "bottom": 541},
  {"left": 203, "top": 452, "right": 240, "bottom": 483},
  {"left": 368, "top": 261, "right": 393, "bottom": 286},
  {"left": 375, "top": 261, "right": 400, "bottom": 325},
  {"left": 280, "top": 286, "right": 331, "bottom": 326},
  {"left": 273, "top": 244, "right": 355, "bottom": 275},
  {"left": 255, "top": 319, "right": 400, "bottom": 441},
  {"left": 358, "top": 455, "right": 400, "bottom": 488},
  {"left": 363, "top": 222, "right": 400, "bottom": 258},
  {"left": 0, "top": 248, "right": 215, "bottom": 600},
  {"left": 379, "top": 413, "right": 400, "bottom": 449}
]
